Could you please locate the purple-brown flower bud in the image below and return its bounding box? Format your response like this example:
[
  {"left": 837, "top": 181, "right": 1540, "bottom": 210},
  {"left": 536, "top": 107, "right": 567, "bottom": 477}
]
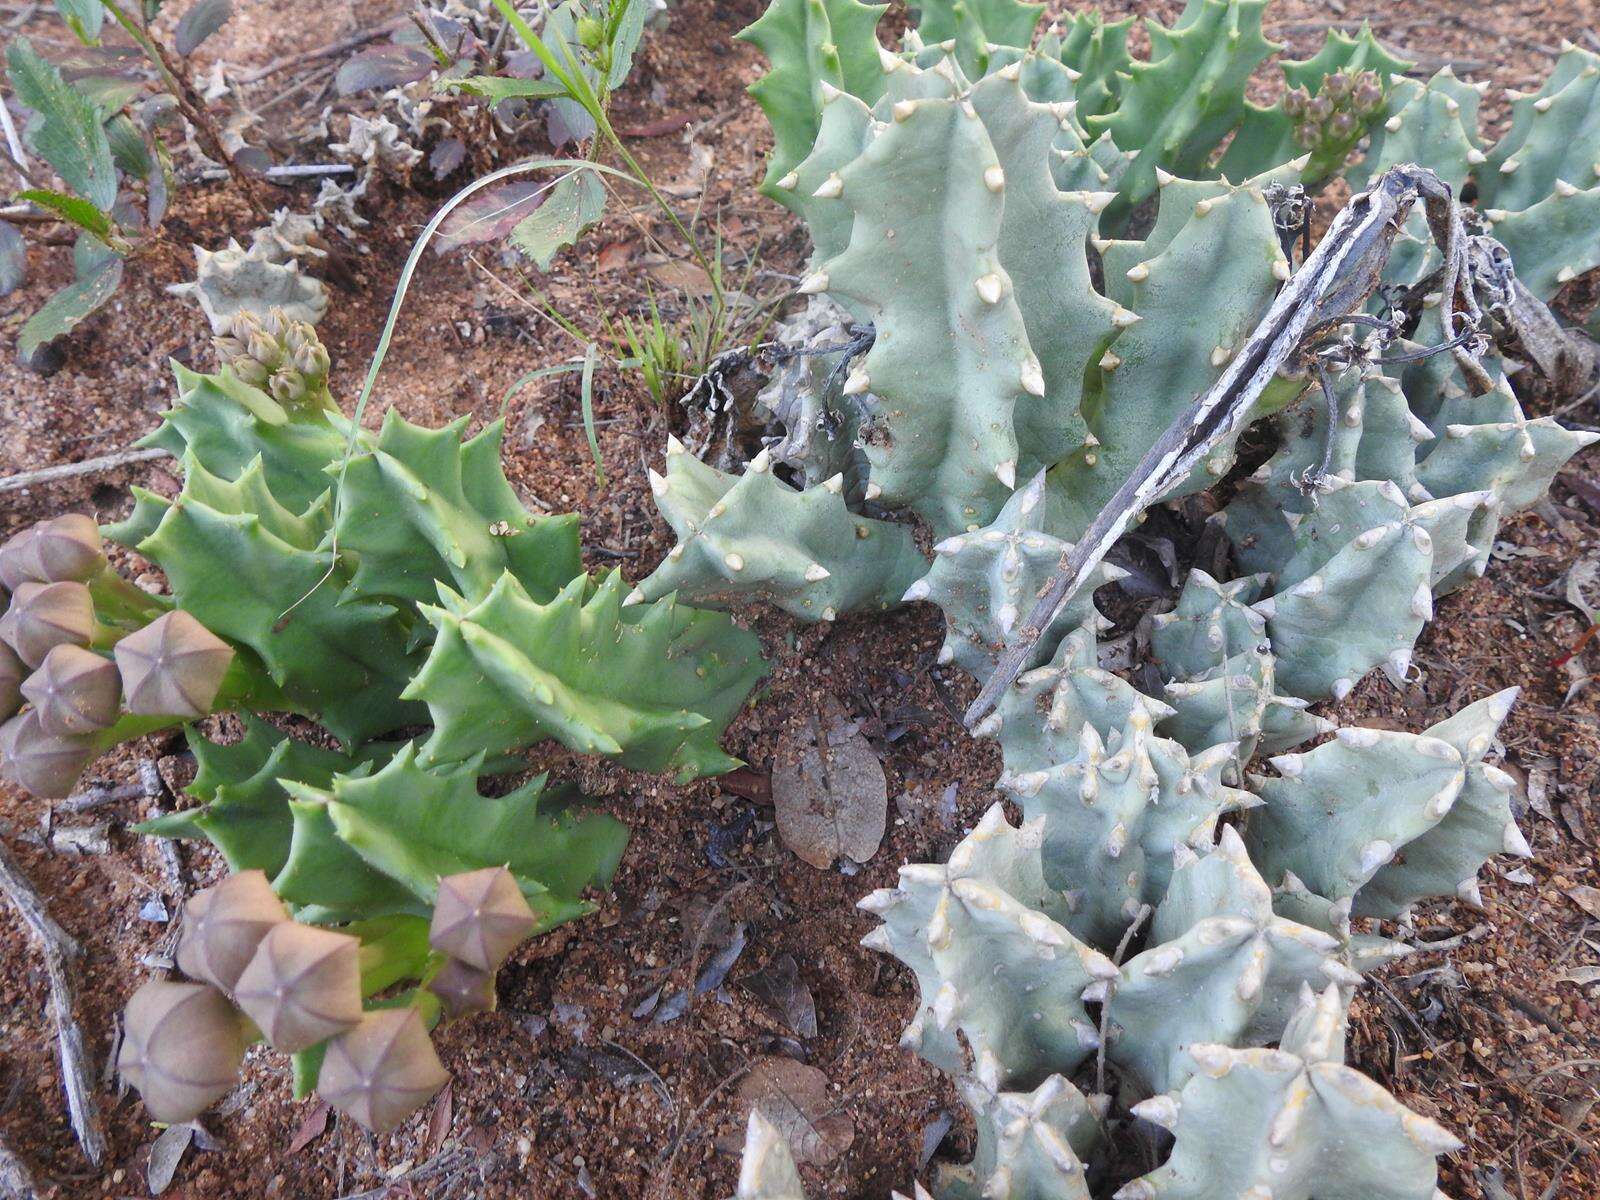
[
  {"left": 117, "top": 980, "right": 246, "bottom": 1123},
  {"left": 317, "top": 1009, "right": 449, "bottom": 1133},
  {"left": 0, "top": 639, "right": 23, "bottom": 721},
  {"left": 5, "top": 581, "right": 95, "bottom": 668},
  {"left": 21, "top": 644, "right": 120, "bottom": 735},
  {"left": 176, "top": 870, "right": 290, "bottom": 993},
  {"left": 233, "top": 923, "right": 362, "bottom": 1052},
  {"left": 429, "top": 867, "right": 537, "bottom": 971},
  {"left": 426, "top": 958, "right": 497, "bottom": 1021},
  {"left": 1353, "top": 73, "right": 1384, "bottom": 114},
  {"left": 1306, "top": 93, "right": 1334, "bottom": 123},
  {"left": 113, "top": 611, "right": 234, "bottom": 718},
  {"left": 1329, "top": 110, "right": 1358, "bottom": 140},
  {"left": 1283, "top": 86, "right": 1309, "bottom": 119},
  {"left": 0, "top": 709, "right": 93, "bottom": 797},
  {"left": 19, "top": 515, "right": 105, "bottom": 583},
  {"left": 1323, "top": 71, "right": 1350, "bottom": 100},
  {"left": 0, "top": 527, "right": 39, "bottom": 592}
]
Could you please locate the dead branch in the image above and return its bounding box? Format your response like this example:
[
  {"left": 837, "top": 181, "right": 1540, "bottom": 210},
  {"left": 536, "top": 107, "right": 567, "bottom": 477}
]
[
  {"left": 0, "top": 840, "right": 106, "bottom": 1167},
  {"left": 0, "top": 447, "right": 170, "bottom": 494}
]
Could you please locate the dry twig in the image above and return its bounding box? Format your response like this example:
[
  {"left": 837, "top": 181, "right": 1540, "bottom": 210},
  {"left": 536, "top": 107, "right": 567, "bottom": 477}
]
[
  {"left": 0, "top": 840, "right": 106, "bottom": 1167},
  {"left": 0, "top": 447, "right": 170, "bottom": 494}
]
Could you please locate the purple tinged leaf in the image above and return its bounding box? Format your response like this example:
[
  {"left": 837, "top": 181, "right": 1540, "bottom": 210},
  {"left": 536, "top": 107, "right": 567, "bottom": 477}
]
[
  {"left": 434, "top": 179, "right": 548, "bottom": 252},
  {"left": 335, "top": 44, "right": 437, "bottom": 95},
  {"left": 428, "top": 136, "right": 466, "bottom": 179}
]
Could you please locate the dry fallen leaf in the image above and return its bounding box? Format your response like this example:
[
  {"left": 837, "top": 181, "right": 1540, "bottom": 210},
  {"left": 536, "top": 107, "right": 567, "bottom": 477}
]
[
  {"left": 286, "top": 1100, "right": 330, "bottom": 1154},
  {"left": 1567, "top": 885, "right": 1600, "bottom": 920},
  {"left": 645, "top": 257, "right": 714, "bottom": 295},
  {"left": 146, "top": 1122, "right": 193, "bottom": 1195},
  {"left": 596, "top": 240, "right": 638, "bottom": 273},
  {"left": 1556, "top": 965, "right": 1600, "bottom": 986},
  {"left": 773, "top": 697, "right": 887, "bottom": 869},
  {"left": 733, "top": 1057, "right": 854, "bottom": 1167},
  {"left": 741, "top": 954, "right": 819, "bottom": 1038}
]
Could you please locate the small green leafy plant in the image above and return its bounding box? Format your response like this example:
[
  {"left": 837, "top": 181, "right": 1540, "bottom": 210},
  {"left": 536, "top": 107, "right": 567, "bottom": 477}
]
[{"left": 2, "top": 0, "right": 259, "bottom": 359}]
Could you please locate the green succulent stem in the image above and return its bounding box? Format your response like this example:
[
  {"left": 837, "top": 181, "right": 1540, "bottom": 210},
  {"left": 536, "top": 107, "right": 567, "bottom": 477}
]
[{"left": 86, "top": 566, "right": 170, "bottom": 632}]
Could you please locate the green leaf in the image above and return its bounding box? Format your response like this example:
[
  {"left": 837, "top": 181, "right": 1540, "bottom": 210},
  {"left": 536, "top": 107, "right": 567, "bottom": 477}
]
[
  {"left": 453, "top": 73, "right": 572, "bottom": 103},
  {"left": 408, "top": 570, "right": 768, "bottom": 782},
  {"left": 6, "top": 38, "right": 118, "bottom": 209},
  {"left": 605, "top": 0, "right": 649, "bottom": 88},
  {"left": 105, "top": 113, "right": 154, "bottom": 180},
  {"left": 508, "top": 169, "right": 605, "bottom": 268},
  {"left": 17, "top": 187, "right": 117, "bottom": 244},
  {"left": 53, "top": 0, "right": 104, "bottom": 44},
  {"left": 72, "top": 228, "right": 119, "bottom": 278},
  {"left": 18, "top": 254, "right": 121, "bottom": 358}
]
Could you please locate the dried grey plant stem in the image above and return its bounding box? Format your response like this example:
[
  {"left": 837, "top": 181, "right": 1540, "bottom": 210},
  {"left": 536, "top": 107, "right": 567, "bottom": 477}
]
[
  {"left": 0, "top": 840, "right": 106, "bottom": 1166},
  {"left": 0, "top": 448, "right": 171, "bottom": 495}
]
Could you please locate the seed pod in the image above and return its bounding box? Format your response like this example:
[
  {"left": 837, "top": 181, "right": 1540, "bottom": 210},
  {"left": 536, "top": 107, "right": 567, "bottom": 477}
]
[
  {"left": 0, "top": 527, "right": 39, "bottom": 591},
  {"left": 426, "top": 958, "right": 497, "bottom": 1021},
  {"left": 0, "top": 709, "right": 93, "bottom": 797},
  {"left": 21, "top": 644, "right": 121, "bottom": 735},
  {"left": 6, "top": 581, "right": 95, "bottom": 668},
  {"left": 114, "top": 611, "right": 234, "bottom": 718},
  {"left": 0, "top": 639, "right": 23, "bottom": 721},
  {"left": 21, "top": 515, "right": 104, "bottom": 583},
  {"left": 429, "top": 867, "right": 537, "bottom": 971},
  {"left": 233, "top": 923, "right": 362, "bottom": 1052},
  {"left": 317, "top": 1008, "right": 449, "bottom": 1134},
  {"left": 117, "top": 980, "right": 245, "bottom": 1123},
  {"left": 176, "top": 870, "right": 290, "bottom": 993}
]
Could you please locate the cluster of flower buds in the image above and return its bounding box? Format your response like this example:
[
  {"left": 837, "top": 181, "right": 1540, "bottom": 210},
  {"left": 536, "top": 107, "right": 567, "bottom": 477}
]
[
  {"left": 119, "top": 866, "right": 535, "bottom": 1133},
  {"left": 0, "top": 516, "right": 235, "bottom": 797},
  {"left": 424, "top": 866, "right": 537, "bottom": 1020},
  {"left": 1283, "top": 68, "right": 1386, "bottom": 154},
  {"left": 212, "top": 307, "right": 331, "bottom": 406}
]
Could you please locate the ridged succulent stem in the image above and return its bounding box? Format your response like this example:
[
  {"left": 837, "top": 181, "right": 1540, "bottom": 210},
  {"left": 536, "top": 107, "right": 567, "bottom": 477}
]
[{"left": 85, "top": 569, "right": 171, "bottom": 633}]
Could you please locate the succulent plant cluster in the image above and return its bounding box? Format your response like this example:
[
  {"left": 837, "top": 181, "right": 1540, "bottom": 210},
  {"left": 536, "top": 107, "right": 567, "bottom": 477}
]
[
  {"left": 120, "top": 863, "right": 538, "bottom": 1131},
  {"left": 1, "top": 309, "right": 769, "bottom": 1127},
  {"left": 700, "top": 2, "right": 1600, "bottom": 1194}
]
